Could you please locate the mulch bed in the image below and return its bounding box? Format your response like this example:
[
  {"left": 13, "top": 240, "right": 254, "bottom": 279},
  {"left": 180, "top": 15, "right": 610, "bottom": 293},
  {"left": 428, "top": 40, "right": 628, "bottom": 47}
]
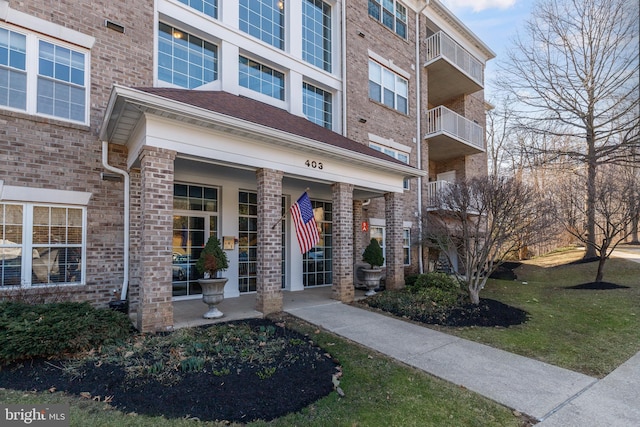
[
  {"left": 0, "top": 318, "right": 338, "bottom": 424},
  {"left": 566, "top": 282, "right": 630, "bottom": 290}
]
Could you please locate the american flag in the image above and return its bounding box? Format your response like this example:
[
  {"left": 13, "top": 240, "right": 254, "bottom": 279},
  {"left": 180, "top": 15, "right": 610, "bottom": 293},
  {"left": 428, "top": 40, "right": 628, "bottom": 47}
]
[{"left": 290, "top": 192, "right": 319, "bottom": 254}]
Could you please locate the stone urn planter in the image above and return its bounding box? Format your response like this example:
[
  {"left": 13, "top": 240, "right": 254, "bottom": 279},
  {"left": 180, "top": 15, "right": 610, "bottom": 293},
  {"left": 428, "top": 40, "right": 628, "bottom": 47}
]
[
  {"left": 362, "top": 268, "right": 384, "bottom": 296},
  {"left": 361, "top": 238, "right": 385, "bottom": 296},
  {"left": 198, "top": 277, "right": 228, "bottom": 319},
  {"left": 196, "top": 236, "right": 230, "bottom": 319}
]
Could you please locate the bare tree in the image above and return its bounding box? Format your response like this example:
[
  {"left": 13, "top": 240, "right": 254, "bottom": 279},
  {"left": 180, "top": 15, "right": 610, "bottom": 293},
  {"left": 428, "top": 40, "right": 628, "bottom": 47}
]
[
  {"left": 497, "top": 0, "right": 640, "bottom": 258},
  {"left": 553, "top": 164, "right": 639, "bottom": 282},
  {"left": 423, "top": 176, "right": 552, "bottom": 305}
]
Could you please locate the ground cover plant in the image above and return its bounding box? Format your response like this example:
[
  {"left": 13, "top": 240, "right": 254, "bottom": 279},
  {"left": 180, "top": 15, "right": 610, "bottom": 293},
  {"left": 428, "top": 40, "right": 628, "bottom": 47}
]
[{"left": 0, "top": 308, "right": 527, "bottom": 426}]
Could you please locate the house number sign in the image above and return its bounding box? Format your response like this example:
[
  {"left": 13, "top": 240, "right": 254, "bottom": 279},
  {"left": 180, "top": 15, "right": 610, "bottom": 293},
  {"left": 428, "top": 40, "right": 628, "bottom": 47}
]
[{"left": 305, "top": 160, "right": 323, "bottom": 170}]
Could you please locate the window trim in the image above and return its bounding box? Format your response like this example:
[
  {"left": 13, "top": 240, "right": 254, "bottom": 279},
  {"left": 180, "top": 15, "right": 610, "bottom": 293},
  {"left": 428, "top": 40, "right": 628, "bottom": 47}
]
[
  {"left": 0, "top": 23, "right": 91, "bottom": 125},
  {"left": 303, "top": 81, "right": 333, "bottom": 129},
  {"left": 1, "top": 202, "right": 87, "bottom": 288},
  {"left": 367, "top": 0, "right": 408, "bottom": 39},
  {"left": 368, "top": 59, "right": 409, "bottom": 114},
  {"left": 302, "top": 0, "right": 332, "bottom": 72}
]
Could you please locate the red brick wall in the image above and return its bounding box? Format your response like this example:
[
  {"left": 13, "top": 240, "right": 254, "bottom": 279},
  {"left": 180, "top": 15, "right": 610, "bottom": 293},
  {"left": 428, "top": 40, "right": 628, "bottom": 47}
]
[{"left": 0, "top": 1, "right": 153, "bottom": 305}]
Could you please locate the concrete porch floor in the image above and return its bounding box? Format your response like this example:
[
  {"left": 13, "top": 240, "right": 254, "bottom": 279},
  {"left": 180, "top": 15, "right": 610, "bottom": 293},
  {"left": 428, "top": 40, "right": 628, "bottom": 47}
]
[{"left": 172, "top": 286, "right": 368, "bottom": 329}]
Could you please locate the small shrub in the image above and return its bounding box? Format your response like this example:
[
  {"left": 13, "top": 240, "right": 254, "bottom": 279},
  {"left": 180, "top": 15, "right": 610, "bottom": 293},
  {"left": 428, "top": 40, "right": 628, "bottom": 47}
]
[
  {"left": 408, "top": 273, "right": 465, "bottom": 308},
  {"left": 0, "top": 301, "right": 132, "bottom": 365},
  {"left": 405, "top": 274, "right": 419, "bottom": 288}
]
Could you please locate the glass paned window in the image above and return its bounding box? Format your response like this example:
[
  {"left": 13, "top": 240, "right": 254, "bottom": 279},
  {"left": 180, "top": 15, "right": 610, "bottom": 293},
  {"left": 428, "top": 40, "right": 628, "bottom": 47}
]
[
  {"left": 239, "top": 0, "right": 285, "bottom": 50},
  {"left": 403, "top": 228, "right": 410, "bottom": 265},
  {"left": 303, "top": 0, "right": 331, "bottom": 72},
  {"left": 239, "top": 56, "right": 285, "bottom": 100},
  {"left": 368, "top": 60, "right": 408, "bottom": 114},
  {"left": 0, "top": 24, "right": 88, "bottom": 123},
  {"left": 37, "top": 41, "right": 86, "bottom": 122},
  {"left": 158, "top": 23, "right": 218, "bottom": 89},
  {"left": 177, "top": 0, "right": 218, "bottom": 18},
  {"left": 1, "top": 203, "right": 84, "bottom": 287},
  {"left": 368, "top": 0, "right": 407, "bottom": 38},
  {"left": 173, "top": 183, "right": 218, "bottom": 212},
  {"left": 0, "top": 28, "right": 27, "bottom": 110},
  {"left": 303, "top": 82, "right": 332, "bottom": 129},
  {"left": 238, "top": 191, "right": 258, "bottom": 293},
  {"left": 303, "top": 200, "right": 332, "bottom": 287}
]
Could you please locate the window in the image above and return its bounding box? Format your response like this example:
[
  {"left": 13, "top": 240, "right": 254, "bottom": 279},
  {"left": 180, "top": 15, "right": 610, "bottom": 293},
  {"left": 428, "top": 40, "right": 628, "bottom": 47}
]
[
  {"left": 403, "top": 228, "right": 411, "bottom": 265},
  {"left": 172, "top": 184, "right": 219, "bottom": 297},
  {"left": 369, "top": 226, "right": 411, "bottom": 266},
  {"left": 303, "top": 0, "right": 332, "bottom": 72},
  {"left": 368, "top": 60, "right": 408, "bottom": 114},
  {"left": 239, "top": 56, "right": 285, "bottom": 100},
  {"left": 303, "top": 200, "right": 332, "bottom": 287},
  {"left": 239, "top": 0, "right": 285, "bottom": 49},
  {"left": 369, "top": 143, "right": 409, "bottom": 163},
  {"left": 177, "top": 0, "right": 218, "bottom": 18},
  {"left": 368, "top": 0, "right": 407, "bottom": 38},
  {"left": 0, "top": 25, "right": 88, "bottom": 124},
  {"left": 303, "top": 82, "right": 332, "bottom": 129},
  {"left": 158, "top": 23, "right": 218, "bottom": 89},
  {"left": 1, "top": 203, "right": 85, "bottom": 287}
]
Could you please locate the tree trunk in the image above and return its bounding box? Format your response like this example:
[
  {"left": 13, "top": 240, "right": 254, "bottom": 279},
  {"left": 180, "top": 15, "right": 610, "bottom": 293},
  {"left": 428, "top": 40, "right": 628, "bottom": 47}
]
[
  {"left": 469, "top": 286, "right": 480, "bottom": 305},
  {"left": 584, "top": 132, "right": 597, "bottom": 258},
  {"left": 631, "top": 206, "right": 639, "bottom": 244},
  {"left": 595, "top": 255, "right": 607, "bottom": 283}
]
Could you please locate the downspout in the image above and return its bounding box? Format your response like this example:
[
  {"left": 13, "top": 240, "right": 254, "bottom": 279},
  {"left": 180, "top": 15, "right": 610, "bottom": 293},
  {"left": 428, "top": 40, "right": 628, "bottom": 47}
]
[
  {"left": 341, "top": 0, "right": 347, "bottom": 136},
  {"left": 101, "top": 140, "right": 130, "bottom": 300},
  {"left": 416, "top": 0, "right": 430, "bottom": 274}
]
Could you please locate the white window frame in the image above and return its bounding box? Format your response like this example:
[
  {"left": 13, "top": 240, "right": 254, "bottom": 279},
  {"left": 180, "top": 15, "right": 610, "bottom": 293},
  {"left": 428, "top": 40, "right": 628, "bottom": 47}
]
[
  {"left": 303, "top": 81, "right": 332, "bottom": 129},
  {"left": 370, "top": 223, "right": 411, "bottom": 266},
  {"left": 0, "top": 22, "right": 91, "bottom": 125},
  {"left": 368, "top": 0, "right": 408, "bottom": 39},
  {"left": 0, "top": 202, "right": 87, "bottom": 288},
  {"left": 368, "top": 59, "right": 408, "bottom": 114},
  {"left": 302, "top": 0, "right": 332, "bottom": 72}
]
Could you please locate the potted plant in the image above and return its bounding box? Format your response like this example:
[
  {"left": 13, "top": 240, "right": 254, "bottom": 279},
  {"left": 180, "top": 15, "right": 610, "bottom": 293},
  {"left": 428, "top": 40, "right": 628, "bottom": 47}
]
[
  {"left": 362, "top": 238, "right": 384, "bottom": 296},
  {"left": 196, "top": 236, "right": 229, "bottom": 319}
]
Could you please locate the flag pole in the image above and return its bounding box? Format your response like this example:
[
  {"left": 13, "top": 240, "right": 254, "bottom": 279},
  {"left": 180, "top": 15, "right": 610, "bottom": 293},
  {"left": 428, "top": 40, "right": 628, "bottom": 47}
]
[{"left": 271, "top": 188, "right": 310, "bottom": 229}]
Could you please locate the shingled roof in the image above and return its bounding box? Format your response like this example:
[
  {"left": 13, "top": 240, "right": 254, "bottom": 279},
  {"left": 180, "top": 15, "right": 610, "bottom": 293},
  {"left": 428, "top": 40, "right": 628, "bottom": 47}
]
[{"left": 135, "top": 87, "right": 407, "bottom": 166}]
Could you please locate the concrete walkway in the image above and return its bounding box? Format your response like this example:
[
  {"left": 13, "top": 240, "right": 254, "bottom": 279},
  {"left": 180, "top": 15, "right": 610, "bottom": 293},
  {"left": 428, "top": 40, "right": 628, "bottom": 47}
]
[{"left": 285, "top": 301, "right": 640, "bottom": 425}]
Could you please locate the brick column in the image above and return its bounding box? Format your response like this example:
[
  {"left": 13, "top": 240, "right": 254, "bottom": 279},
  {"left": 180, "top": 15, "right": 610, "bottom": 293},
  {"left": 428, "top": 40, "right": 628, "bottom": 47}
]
[
  {"left": 136, "top": 147, "right": 176, "bottom": 332},
  {"left": 332, "top": 182, "right": 354, "bottom": 302},
  {"left": 256, "top": 168, "right": 284, "bottom": 314},
  {"left": 385, "top": 192, "right": 405, "bottom": 290},
  {"left": 353, "top": 199, "right": 365, "bottom": 263}
]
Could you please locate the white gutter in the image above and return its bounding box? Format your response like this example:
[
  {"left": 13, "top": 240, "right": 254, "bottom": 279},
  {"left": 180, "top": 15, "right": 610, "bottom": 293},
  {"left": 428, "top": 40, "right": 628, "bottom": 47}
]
[
  {"left": 341, "top": 0, "right": 347, "bottom": 137},
  {"left": 417, "top": 0, "right": 430, "bottom": 274},
  {"left": 101, "top": 141, "right": 130, "bottom": 300}
]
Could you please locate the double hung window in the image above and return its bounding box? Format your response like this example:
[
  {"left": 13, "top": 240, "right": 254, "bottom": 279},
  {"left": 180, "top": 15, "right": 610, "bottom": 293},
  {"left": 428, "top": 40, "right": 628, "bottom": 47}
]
[
  {"left": 177, "top": 0, "right": 218, "bottom": 18},
  {"left": 1, "top": 203, "right": 85, "bottom": 287},
  {"left": 0, "top": 25, "right": 89, "bottom": 124},
  {"left": 368, "top": 60, "right": 408, "bottom": 114},
  {"left": 368, "top": 0, "right": 407, "bottom": 38}
]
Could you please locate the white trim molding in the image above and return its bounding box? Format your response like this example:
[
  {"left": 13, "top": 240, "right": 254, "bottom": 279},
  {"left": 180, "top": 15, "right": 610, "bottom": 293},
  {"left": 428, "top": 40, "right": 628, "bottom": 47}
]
[{"left": 0, "top": 185, "right": 92, "bottom": 206}]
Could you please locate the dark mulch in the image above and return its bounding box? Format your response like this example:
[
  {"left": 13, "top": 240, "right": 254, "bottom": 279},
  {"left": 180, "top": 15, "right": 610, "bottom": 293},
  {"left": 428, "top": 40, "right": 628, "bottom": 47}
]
[
  {"left": 566, "top": 282, "right": 630, "bottom": 290},
  {"left": 397, "top": 298, "right": 529, "bottom": 328},
  {"left": 489, "top": 261, "right": 522, "bottom": 281},
  {"left": 0, "top": 318, "right": 338, "bottom": 424}
]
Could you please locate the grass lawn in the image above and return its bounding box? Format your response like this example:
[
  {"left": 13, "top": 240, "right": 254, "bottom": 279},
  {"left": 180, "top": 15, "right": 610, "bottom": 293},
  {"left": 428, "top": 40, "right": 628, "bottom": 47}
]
[
  {"left": 0, "top": 313, "right": 525, "bottom": 427},
  {"left": 443, "top": 249, "right": 640, "bottom": 378}
]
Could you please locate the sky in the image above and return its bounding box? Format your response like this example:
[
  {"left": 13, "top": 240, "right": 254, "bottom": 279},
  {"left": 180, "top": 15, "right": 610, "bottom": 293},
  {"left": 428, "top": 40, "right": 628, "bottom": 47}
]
[{"left": 438, "top": 0, "right": 534, "bottom": 100}]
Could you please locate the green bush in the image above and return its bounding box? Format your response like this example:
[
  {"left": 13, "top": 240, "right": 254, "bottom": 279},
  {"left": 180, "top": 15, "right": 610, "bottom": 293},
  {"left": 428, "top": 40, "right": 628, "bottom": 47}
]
[
  {"left": 407, "top": 272, "right": 464, "bottom": 308},
  {"left": 405, "top": 274, "right": 419, "bottom": 287},
  {"left": 0, "top": 301, "right": 132, "bottom": 365}
]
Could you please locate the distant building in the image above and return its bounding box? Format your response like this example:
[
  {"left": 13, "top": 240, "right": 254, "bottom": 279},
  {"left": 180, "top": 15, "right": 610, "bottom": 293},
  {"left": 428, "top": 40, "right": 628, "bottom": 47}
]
[{"left": 0, "top": 0, "right": 494, "bottom": 331}]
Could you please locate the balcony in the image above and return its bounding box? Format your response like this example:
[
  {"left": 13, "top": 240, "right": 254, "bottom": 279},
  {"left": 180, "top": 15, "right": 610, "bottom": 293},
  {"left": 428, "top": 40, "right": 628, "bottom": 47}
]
[
  {"left": 425, "top": 180, "right": 453, "bottom": 209},
  {"left": 425, "top": 180, "right": 482, "bottom": 215},
  {"left": 425, "top": 106, "right": 485, "bottom": 161},
  {"left": 424, "top": 31, "right": 484, "bottom": 104}
]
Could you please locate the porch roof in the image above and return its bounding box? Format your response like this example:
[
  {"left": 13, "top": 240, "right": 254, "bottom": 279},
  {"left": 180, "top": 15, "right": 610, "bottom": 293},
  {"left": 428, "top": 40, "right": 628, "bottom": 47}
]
[{"left": 99, "top": 86, "right": 425, "bottom": 180}]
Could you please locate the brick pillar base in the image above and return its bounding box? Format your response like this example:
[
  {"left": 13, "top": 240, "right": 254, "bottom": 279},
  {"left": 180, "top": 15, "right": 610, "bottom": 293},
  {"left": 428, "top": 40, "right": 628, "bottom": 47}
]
[
  {"left": 332, "top": 182, "right": 354, "bottom": 302},
  {"left": 385, "top": 192, "right": 405, "bottom": 290},
  {"left": 255, "top": 168, "right": 284, "bottom": 314},
  {"left": 136, "top": 147, "right": 175, "bottom": 332}
]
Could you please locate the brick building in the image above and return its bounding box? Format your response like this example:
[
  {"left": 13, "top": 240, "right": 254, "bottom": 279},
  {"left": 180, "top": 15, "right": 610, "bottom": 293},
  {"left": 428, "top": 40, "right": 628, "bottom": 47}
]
[{"left": 0, "top": 0, "right": 493, "bottom": 331}]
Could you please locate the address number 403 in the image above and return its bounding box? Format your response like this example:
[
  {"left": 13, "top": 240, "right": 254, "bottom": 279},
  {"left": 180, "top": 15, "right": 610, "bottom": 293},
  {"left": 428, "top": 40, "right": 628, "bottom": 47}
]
[{"left": 305, "top": 160, "right": 323, "bottom": 170}]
